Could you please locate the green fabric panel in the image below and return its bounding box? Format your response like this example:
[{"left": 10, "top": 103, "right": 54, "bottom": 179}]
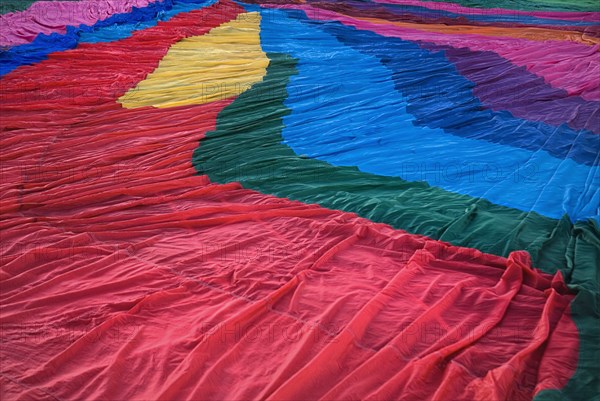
[{"left": 1, "top": 1, "right": 39, "bottom": 14}]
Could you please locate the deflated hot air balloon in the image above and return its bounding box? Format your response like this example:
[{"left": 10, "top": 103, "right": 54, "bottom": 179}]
[{"left": 1, "top": 0, "right": 598, "bottom": 400}]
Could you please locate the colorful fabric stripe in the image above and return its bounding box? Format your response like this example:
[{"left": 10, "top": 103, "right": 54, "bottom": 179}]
[
  {"left": 0, "top": 0, "right": 161, "bottom": 47},
  {"left": 368, "top": 1, "right": 599, "bottom": 26},
  {"left": 272, "top": 3, "right": 600, "bottom": 101},
  {"left": 0, "top": 0, "right": 218, "bottom": 76},
  {"left": 225, "top": 7, "right": 598, "bottom": 222},
  {"left": 78, "top": 0, "right": 218, "bottom": 43},
  {"left": 374, "top": 0, "right": 600, "bottom": 15},
  {"left": 421, "top": 0, "right": 600, "bottom": 13},
  {"left": 119, "top": 12, "right": 268, "bottom": 108}
]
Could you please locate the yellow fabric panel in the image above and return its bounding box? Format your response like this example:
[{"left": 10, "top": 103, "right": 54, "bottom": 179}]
[{"left": 119, "top": 12, "right": 268, "bottom": 109}]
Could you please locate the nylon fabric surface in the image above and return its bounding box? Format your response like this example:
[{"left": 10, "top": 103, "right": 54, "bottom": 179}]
[
  {"left": 1, "top": 0, "right": 599, "bottom": 400},
  {"left": 0, "top": 0, "right": 218, "bottom": 77},
  {"left": 78, "top": 0, "right": 218, "bottom": 43},
  {"left": 357, "top": 1, "right": 599, "bottom": 27},
  {"left": 0, "top": 1, "right": 39, "bottom": 14},
  {"left": 413, "top": 0, "right": 600, "bottom": 13},
  {"left": 0, "top": 0, "right": 161, "bottom": 46},
  {"left": 372, "top": 0, "right": 600, "bottom": 21},
  {"left": 119, "top": 12, "right": 268, "bottom": 108},
  {"left": 247, "top": 9, "right": 598, "bottom": 222},
  {"left": 270, "top": 3, "right": 600, "bottom": 101}
]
